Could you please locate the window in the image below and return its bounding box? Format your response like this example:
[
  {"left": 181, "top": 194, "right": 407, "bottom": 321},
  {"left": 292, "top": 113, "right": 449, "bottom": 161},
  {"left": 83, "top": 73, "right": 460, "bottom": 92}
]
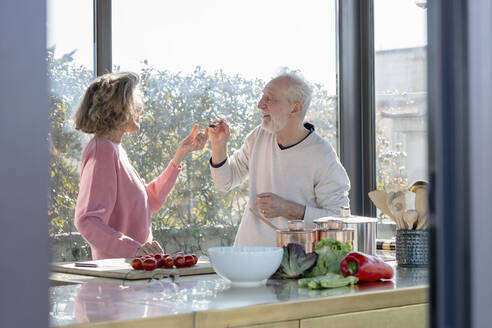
[
  {"left": 374, "top": 0, "right": 428, "bottom": 226},
  {"left": 47, "top": 0, "right": 94, "bottom": 260},
  {"left": 46, "top": 1, "right": 339, "bottom": 261},
  {"left": 111, "top": 0, "right": 339, "bottom": 255}
]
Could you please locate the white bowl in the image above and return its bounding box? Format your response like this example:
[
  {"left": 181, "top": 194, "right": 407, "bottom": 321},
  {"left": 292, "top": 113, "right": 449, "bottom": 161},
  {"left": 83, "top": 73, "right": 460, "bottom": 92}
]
[{"left": 208, "top": 246, "right": 284, "bottom": 287}]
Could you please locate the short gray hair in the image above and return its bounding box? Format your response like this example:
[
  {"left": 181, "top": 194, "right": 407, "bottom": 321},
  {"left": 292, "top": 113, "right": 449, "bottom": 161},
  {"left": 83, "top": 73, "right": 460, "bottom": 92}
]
[{"left": 274, "top": 68, "right": 313, "bottom": 119}]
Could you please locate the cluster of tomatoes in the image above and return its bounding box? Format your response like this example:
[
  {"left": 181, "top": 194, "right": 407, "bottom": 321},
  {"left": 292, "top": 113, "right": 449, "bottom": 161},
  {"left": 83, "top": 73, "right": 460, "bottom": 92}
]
[{"left": 130, "top": 252, "right": 198, "bottom": 271}]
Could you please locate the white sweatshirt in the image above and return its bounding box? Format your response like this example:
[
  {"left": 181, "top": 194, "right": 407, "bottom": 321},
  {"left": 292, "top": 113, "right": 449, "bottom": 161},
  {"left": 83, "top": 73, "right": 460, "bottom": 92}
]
[{"left": 210, "top": 124, "right": 350, "bottom": 247}]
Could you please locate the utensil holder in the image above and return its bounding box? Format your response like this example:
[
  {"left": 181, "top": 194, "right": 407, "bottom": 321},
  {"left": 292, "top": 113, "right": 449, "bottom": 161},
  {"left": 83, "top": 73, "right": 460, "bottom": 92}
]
[{"left": 396, "top": 230, "right": 429, "bottom": 267}]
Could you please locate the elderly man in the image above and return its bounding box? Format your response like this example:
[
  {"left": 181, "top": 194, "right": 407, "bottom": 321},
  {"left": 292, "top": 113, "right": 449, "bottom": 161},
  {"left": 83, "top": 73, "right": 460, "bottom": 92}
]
[{"left": 208, "top": 70, "right": 350, "bottom": 247}]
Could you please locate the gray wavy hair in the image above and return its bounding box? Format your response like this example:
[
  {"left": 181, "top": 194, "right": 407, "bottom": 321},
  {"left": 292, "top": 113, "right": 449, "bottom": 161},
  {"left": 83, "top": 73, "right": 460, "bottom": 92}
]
[
  {"left": 274, "top": 68, "right": 313, "bottom": 119},
  {"left": 74, "top": 72, "right": 140, "bottom": 135}
]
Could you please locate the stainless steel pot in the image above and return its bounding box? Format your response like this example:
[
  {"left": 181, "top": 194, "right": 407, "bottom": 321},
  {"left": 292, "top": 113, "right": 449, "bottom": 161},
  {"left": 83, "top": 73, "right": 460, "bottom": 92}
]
[
  {"left": 276, "top": 221, "right": 317, "bottom": 253},
  {"left": 343, "top": 216, "right": 378, "bottom": 255},
  {"left": 316, "top": 228, "right": 355, "bottom": 248},
  {"left": 313, "top": 217, "right": 345, "bottom": 230}
]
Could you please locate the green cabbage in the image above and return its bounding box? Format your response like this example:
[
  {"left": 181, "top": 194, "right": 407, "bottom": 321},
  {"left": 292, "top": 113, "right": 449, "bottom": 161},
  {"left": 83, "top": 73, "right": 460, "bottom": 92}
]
[{"left": 306, "top": 238, "right": 352, "bottom": 277}]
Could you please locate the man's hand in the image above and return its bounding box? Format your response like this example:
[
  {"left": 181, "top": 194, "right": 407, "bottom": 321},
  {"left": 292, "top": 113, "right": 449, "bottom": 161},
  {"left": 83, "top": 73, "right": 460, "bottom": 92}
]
[
  {"left": 208, "top": 119, "right": 230, "bottom": 146},
  {"left": 208, "top": 119, "right": 230, "bottom": 165},
  {"left": 255, "top": 192, "right": 306, "bottom": 220}
]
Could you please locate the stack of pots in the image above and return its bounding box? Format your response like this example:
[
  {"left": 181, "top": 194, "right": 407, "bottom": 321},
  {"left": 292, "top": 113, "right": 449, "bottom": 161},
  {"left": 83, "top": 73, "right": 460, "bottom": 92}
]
[
  {"left": 275, "top": 209, "right": 377, "bottom": 255},
  {"left": 275, "top": 219, "right": 356, "bottom": 254},
  {"left": 276, "top": 220, "right": 317, "bottom": 253},
  {"left": 313, "top": 218, "right": 355, "bottom": 249}
]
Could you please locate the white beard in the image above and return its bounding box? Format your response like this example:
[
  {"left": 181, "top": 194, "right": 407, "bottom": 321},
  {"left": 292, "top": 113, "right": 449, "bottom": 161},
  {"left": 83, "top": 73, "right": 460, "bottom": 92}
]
[{"left": 261, "top": 115, "right": 288, "bottom": 133}]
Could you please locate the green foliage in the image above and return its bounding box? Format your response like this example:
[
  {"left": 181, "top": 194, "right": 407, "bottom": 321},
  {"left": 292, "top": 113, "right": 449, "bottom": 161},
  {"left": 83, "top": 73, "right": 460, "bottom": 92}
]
[{"left": 47, "top": 49, "right": 339, "bottom": 261}]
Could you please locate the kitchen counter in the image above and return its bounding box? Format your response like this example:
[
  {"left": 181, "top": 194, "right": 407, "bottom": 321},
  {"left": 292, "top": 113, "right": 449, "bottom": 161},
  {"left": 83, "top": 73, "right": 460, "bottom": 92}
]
[{"left": 49, "top": 262, "right": 428, "bottom": 328}]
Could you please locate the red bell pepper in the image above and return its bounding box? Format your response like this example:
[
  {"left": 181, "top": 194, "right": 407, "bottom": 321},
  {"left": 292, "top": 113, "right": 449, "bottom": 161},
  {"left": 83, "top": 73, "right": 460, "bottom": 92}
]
[{"left": 340, "top": 251, "right": 394, "bottom": 282}]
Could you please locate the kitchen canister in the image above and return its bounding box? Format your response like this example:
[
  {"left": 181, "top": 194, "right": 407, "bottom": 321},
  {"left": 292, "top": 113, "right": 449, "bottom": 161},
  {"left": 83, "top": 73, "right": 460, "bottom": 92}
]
[{"left": 396, "top": 229, "right": 429, "bottom": 267}]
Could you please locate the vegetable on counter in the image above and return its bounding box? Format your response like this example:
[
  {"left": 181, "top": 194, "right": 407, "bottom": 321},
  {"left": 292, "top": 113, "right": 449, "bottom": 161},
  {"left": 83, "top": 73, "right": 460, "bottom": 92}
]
[
  {"left": 298, "top": 273, "right": 358, "bottom": 290},
  {"left": 130, "top": 252, "right": 198, "bottom": 271},
  {"left": 340, "top": 251, "right": 394, "bottom": 282},
  {"left": 306, "top": 238, "right": 352, "bottom": 277},
  {"left": 271, "top": 243, "right": 318, "bottom": 279}
]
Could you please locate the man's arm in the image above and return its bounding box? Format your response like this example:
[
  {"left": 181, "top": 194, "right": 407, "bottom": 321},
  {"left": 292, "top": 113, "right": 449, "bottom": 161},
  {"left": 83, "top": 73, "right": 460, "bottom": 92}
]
[
  {"left": 209, "top": 119, "right": 230, "bottom": 165},
  {"left": 303, "top": 151, "right": 351, "bottom": 224},
  {"left": 208, "top": 120, "right": 254, "bottom": 192}
]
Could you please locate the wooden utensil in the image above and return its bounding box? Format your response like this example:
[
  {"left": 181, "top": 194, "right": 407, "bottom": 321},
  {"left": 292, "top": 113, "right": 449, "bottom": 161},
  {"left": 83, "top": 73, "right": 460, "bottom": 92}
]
[
  {"left": 368, "top": 190, "right": 398, "bottom": 221},
  {"left": 415, "top": 188, "right": 428, "bottom": 229},
  {"left": 249, "top": 207, "right": 280, "bottom": 230},
  {"left": 403, "top": 209, "right": 419, "bottom": 230},
  {"left": 387, "top": 191, "right": 407, "bottom": 229},
  {"left": 409, "top": 181, "right": 429, "bottom": 230},
  {"left": 416, "top": 214, "right": 429, "bottom": 230}
]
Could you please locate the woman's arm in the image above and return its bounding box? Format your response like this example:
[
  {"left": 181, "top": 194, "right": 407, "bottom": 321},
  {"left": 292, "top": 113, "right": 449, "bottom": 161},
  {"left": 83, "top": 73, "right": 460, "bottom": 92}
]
[
  {"left": 75, "top": 140, "right": 141, "bottom": 258},
  {"left": 145, "top": 124, "right": 207, "bottom": 212}
]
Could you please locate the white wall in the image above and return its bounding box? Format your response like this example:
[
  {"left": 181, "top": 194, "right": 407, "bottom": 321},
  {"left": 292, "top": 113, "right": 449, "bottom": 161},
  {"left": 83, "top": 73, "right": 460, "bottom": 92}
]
[
  {"left": 469, "top": 1, "right": 492, "bottom": 327},
  {"left": 0, "top": 1, "right": 49, "bottom": 327}
]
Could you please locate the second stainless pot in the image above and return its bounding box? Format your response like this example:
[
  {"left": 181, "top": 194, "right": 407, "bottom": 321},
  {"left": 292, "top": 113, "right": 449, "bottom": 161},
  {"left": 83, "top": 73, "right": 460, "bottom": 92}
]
[
  {"left": 316, "top": 228, "right": 355, "bottom": 248},
  {"left": 276, "top": 221, "right": 317, "bottom": 253},
  {"left": 313, "top": 217, "right": 345, "bottom": 230}
]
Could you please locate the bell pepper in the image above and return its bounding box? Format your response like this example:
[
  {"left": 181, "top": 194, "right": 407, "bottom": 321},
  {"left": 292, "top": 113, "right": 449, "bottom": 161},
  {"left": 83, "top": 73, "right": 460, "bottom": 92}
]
[{"left": 340, "top": 251, "right": 394, "bottom": 282}]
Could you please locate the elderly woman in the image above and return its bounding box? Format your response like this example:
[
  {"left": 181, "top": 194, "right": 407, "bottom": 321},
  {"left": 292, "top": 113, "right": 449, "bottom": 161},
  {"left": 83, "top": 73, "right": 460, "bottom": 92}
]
[{"left": 74, "top": 72, "right": 207, "bottom": 259}]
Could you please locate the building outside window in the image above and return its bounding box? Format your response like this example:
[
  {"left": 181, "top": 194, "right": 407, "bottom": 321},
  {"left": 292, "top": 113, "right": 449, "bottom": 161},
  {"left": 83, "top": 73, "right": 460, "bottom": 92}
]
[{"left": 374, "top": 0, "right": 428, "bottom": 228}]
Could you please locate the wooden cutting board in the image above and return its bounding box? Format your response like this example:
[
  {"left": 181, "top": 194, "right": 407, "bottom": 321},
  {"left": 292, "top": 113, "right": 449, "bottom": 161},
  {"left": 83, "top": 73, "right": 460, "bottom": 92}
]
[{"left": 50, "top": 258, "right": 215, "bottom": 280}]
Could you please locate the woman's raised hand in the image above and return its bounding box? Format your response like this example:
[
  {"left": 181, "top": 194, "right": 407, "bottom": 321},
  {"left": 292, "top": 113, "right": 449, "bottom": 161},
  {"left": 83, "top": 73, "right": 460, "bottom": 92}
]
[
  {"left": 178, "top": 124, "right": 208, "bottom": 153},
  {"left": 172, "top": 124, "right": 208, "bottom": 167}
]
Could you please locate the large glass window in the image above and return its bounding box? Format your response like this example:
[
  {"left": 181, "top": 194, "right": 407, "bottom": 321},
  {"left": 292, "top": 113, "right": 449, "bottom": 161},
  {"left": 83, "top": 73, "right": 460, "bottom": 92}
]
[
  {"left": 374, "top": 0, "right": 428, "bottom": 227},
  {"left": 47, "top": 0, "right": 94, "bottom": 260},
  {"left": 111, "top": 0, "right": 339, "bottom": 255}
]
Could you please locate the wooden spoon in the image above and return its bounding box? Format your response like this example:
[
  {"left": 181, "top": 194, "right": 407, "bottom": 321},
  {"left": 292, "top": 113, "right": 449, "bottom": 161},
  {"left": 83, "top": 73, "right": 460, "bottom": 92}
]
[
  {"left": 416, "top": 214, "right": 429, "bottom": 230},
  {"left": 387, "top": 191, "right": 407, "bottom": 229},
  {"left": 415, "top": 189, "right": 428, "bottom": 221},
  {"left": 249, "top": 208, "right": 280, "bottom": 231},
  {"left": 368, "top": 190, "right": 402, "bottom": 228},
  {"left": 403, "top": 209, "right": 419, "bottom": 230}
]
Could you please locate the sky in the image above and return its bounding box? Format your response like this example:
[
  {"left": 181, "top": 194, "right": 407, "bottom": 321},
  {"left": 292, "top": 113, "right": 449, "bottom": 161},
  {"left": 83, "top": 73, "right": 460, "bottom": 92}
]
[{"left": 47, "top": 0, "right": 427, "bottom": 95}]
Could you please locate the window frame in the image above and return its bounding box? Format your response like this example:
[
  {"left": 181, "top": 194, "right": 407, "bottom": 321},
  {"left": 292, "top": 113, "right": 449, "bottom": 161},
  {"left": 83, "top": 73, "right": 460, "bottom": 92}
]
[{"left": 338, "top": 0, "right": 377, "bottom": 217}]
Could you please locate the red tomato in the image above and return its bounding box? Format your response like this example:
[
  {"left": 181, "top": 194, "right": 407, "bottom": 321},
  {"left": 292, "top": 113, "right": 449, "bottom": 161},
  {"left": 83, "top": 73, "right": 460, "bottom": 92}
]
[
  {"left": 142, "top": 258, "right": 158, "bottom": 271},
  {"left": 162, "top": 256, "right": 174, "bottom": 269},
  {"left": 184, "top": 255, "right": 194, "bottom": 267},
  {"left": 173, "top": 252, "right": 184, "bottom": 260},
  {"left": 131, "top": 258, "right": 143, "bottom": 270},
  {"left": 174, "top": 256, "right": 186, "bottom": 268},
  {"left": 191, "top": 254, "right": 198, "bottom": 265},
  {"left": 163, "top": 253, "right": 171, "bottom": 259},
  {"left": 154, "top": 254, "right": 164, "bottom": 267},
  {"left": 144, "top": 254, "right": 153, "bottom": 259}
]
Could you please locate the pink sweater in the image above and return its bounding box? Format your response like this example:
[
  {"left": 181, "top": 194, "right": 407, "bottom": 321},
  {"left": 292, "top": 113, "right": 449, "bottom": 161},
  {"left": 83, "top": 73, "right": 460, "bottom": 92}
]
[{"left": 74, "top": 137, "right": 180, "bottom": 259}]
